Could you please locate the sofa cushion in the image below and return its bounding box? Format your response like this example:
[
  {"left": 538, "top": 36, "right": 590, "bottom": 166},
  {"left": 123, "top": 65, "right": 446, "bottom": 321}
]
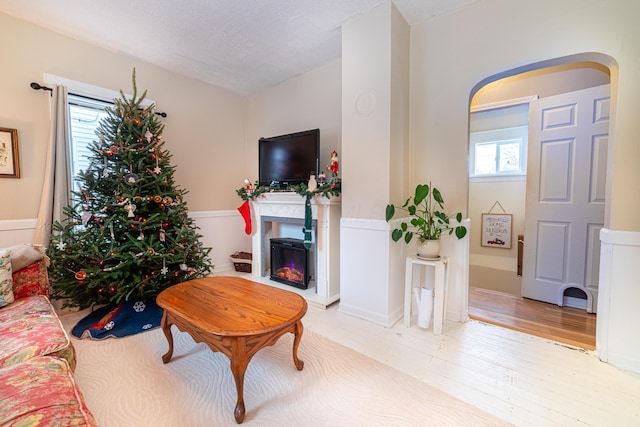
[
  {"left": 0, "top": 355, "right": 97, "bottom": 427},
  {"left": 0, "top": 295, "right": 75, "bottom": 370},
  {"left": 0, "top": 249, "right": 14, "bottom": 308}
]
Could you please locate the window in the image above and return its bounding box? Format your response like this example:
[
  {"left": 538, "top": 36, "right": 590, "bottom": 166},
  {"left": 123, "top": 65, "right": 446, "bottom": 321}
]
[
  {"left": 43, "top": 73, "right": 155, "bottom": 189},
  {"left": 68, "top": 95, "right": 112, "bottom": 186},
  {"left": 469, "top": 126, "right": 528, "bottom": 179}
]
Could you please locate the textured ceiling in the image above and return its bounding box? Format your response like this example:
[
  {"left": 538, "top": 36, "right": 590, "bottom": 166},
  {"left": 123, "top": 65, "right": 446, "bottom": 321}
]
[{"left": 0, "top": 0, "right": 477, "bottom": 95}]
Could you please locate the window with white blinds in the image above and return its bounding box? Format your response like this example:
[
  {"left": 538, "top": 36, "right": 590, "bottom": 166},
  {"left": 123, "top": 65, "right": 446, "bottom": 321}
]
[{"left": 68, "top": 94, "right": 112, "bottom": 187}]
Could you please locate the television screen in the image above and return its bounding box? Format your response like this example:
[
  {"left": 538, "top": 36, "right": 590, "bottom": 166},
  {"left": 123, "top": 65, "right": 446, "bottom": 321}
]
[{"left": 259, "top": 129, "right": 319, "bottom": 188}]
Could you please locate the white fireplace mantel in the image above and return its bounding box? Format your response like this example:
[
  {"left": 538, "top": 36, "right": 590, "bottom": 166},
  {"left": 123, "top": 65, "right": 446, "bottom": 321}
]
[{"left": 250, "top": 192, "right": 341, "bottom": 307}]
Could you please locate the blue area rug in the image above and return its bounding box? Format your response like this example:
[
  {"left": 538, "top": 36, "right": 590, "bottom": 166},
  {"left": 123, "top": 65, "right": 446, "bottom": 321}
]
[{"left": 72, "top": 299, "right": 163, "bottom": 339}]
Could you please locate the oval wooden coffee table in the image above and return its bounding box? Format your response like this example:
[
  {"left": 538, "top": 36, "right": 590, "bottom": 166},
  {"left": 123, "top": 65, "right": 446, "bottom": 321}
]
[{"left": 156, "top": 276, "right": 307, "bottom": 424}]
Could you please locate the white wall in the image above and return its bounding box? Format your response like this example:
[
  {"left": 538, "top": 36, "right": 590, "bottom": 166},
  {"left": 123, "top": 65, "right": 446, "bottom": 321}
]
[
  {"left": 409, "top": 0, "right": 639, "bottom": 233},
  {"left": 339, "top": 2, "right": 410, "bottom": 326},
  {"left": 598, "top": 230, "right": 640, "bottom": 372},
  {"left": 247, "top": 59, "right": 342, "bottom": 180},
  {"left": 409, "top": 0, "right": 640, "bottom": 372}
]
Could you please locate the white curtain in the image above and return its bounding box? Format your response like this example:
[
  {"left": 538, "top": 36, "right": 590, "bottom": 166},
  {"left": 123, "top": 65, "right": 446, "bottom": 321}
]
[{"left": 33, "top": 85, "right": 71, "bottom": 246}]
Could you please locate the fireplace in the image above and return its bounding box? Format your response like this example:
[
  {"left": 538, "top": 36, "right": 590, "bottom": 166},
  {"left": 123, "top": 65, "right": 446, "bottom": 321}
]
[{"left": 270, "top": 238, "right": 310, "bottom": 289}]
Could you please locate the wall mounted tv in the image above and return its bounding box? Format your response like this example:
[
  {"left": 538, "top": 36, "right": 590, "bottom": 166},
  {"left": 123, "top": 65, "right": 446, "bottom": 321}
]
[{"left": 259, "top": 129, "right": 319, "bottom": 188}]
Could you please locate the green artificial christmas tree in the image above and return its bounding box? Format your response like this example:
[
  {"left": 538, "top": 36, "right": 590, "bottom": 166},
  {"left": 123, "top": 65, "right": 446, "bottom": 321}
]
[{"left": 48, "top": 73, "right": 212, "bottom": 310}]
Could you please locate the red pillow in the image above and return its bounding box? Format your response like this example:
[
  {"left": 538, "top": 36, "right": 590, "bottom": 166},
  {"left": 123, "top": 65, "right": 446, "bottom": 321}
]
[{"left": 12, "top": 262, "right": 49, "bottom": 299}]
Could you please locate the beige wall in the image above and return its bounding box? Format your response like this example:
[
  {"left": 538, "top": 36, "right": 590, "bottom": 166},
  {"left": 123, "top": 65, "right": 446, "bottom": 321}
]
[
  {"left": 247, "top": 60, "right": 342, "bottom": 182},
  {"left": 472, "top": 62, "right": 611, "bottom": 106},
  {"left": 409, "top": 0, "right": 639, "bottom": 233},
  {"left": 0, "top": 12, "right": 247, "bottom": 221},
  {"left": 341, "top": 2, "right": 410, "bottom": 220}
]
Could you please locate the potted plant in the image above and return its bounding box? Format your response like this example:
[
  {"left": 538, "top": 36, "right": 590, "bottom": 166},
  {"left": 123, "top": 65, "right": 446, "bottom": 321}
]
[{"left": 385, "top": 183, "right": 467, "bottom": 258}]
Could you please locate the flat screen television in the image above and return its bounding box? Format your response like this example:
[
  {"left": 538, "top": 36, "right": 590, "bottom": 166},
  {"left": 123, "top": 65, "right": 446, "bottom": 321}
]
[{"left": 259, "top": 129, "right": 319, "bottom": 188}]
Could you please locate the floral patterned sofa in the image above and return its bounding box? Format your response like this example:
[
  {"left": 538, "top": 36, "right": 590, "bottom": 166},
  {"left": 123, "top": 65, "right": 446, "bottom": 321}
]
[{"left": 0, "top": 244, "right": 97, "bottom": 426}]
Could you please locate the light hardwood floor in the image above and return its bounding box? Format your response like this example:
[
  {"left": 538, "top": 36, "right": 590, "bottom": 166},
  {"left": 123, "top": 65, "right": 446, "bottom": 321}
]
[
  {"left": 303, "top": 298, "right": 640, "bottom": 426},
  {"left": 468, "top": 286, "right": 596, "bottom": 350}
]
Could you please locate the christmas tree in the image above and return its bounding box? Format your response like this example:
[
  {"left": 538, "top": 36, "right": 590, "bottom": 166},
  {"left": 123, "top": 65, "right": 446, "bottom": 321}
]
[{"left": 48, "top": 73, "right": 212, "bottom": 309}]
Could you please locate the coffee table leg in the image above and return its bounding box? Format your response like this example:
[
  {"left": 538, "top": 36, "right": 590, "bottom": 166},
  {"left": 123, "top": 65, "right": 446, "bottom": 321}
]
[
  {"left": 231, "top": 338, "right": 249, "bottom": 424},
  {"left": 292, "top": 321, "right": 304, "bottom": 370},
  {"left": 160, "top": 310, "right": 174, "bottom": 364}
]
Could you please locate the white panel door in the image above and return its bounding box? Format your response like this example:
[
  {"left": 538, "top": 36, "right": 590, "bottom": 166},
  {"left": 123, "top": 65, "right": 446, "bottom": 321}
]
[{"left": 522, "top": 84, "right": 609, "bottom": 310}]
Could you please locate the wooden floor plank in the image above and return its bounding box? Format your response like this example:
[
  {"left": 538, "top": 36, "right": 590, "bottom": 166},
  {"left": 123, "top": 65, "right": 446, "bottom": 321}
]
[
  {"left": 468, "top": 286, "right": 596, "bottom": 349},
  {"left": 300, "top": 296, "right": 640, "bottom": 426}
]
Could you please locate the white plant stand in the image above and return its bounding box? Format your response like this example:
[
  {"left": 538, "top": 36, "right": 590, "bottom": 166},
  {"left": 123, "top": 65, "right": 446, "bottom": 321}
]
[{"left": 404, "top": 256, "right": 449, "bottom": 335}]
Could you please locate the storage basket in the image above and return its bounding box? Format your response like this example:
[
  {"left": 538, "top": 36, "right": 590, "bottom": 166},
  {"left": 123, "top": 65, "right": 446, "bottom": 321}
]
[{"left": 230, "top": 251, "right": 252, "bottom": 273}]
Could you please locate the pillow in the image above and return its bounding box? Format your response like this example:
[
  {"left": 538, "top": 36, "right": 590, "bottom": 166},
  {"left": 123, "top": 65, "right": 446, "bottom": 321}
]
[
  {"left": 0, "top": 249, "right": 15, "bottom": 307},
  {"left": 8, "top": 244, "right": 47, "bottom": 272}
]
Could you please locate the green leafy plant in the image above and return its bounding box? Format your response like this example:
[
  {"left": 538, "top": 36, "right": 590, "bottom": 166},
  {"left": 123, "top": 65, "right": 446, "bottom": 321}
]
[{"left": 385, "top": 183, "right": 467, "bottom": 243}]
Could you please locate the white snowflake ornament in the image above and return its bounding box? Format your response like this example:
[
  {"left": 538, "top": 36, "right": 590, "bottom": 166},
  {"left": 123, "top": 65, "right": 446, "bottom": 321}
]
[{"left": 133, "top": 301, "right": 146, "bottom": 312}]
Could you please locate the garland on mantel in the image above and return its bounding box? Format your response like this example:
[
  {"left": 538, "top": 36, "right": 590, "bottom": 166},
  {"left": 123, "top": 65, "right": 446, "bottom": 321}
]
[
  {"left": 235, "top": 181, "right": 341, "bottom": 245},
  {"left": 236, "top": 149, "right": 341, "bottom": 201},
  {"left": 236, "top": 179, "right": 341, "bottom": 201},
  {"left": 236, "top": 181, "right": 341, "bottom": 248},
  {"left": 235, "top": 150, "right": 341, "bottom": 245}
]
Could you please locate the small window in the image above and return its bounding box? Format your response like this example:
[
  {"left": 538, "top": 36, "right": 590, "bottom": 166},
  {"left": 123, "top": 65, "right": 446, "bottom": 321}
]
[
  {"left": 68, "top": 94, "right": 112, "bottom": 187},
  {"left": 469, "top": 126, "right": 528, "bottom": 178}
]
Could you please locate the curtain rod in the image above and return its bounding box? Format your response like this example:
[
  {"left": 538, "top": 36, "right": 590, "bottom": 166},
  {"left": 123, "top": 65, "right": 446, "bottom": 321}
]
[{"left": 30, "top": 82, "right": 167, "bottom": 118}]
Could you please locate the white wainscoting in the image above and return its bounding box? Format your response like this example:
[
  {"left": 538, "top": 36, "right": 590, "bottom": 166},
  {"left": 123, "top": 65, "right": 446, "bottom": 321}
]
[
  {"left": 597, "top": 228, "right": 640, "bottom": 374},
  {"left": 338, "top": 217, "right": 471, "bottom": 328},
  {"left": 338, "top": 217, "right": 405, "bottom": 327},
  {"left": 188, "top": 210, "right": 252, "bottom": 273},
  {"left": 0, "top": 219, "right": 37, "bottom": 247},
  {"left": 0, "top": 212, "right": 251, "bottom": 273}
]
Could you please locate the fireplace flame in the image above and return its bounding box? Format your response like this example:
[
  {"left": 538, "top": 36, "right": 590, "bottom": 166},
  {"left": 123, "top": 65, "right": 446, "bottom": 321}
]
[{"left": 275, "top": 266, "right": 304, "bottom": 284}]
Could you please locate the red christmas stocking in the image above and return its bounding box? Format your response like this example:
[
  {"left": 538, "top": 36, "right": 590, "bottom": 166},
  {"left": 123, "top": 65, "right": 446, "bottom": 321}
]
[{"left": 237, "top": 200, "right": 252, "bottom": 235}]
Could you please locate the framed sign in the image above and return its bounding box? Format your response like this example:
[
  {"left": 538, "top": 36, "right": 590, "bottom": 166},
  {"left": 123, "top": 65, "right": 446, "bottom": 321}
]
[
  {"left": 0, "top": 127, "right": 20, "bottom": 178},
  {"left": 481, "top": 213, "right": 512, "bottom": 249}
]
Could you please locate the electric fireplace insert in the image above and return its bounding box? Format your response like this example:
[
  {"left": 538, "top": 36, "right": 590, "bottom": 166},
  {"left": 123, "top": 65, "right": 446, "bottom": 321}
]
[{"left": 270, "top": 238, "right": 310, "bottom": 289}]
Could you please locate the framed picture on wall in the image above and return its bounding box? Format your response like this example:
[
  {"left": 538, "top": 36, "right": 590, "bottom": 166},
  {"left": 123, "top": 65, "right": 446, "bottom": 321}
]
[
  {"left": 0, "top": 127, "right": 20, "bottom": 178},
  {"left": 481, "top": 213, "right": 512, "bottom": 249}
]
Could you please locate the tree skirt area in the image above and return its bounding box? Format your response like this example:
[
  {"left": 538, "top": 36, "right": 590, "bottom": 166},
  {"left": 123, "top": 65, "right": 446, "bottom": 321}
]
[
  {"left": 60, "top": 312, "right": 511, "bottom": 427},
  {"left": 71, "top": 299, "right": 163, "bottom": 339}
]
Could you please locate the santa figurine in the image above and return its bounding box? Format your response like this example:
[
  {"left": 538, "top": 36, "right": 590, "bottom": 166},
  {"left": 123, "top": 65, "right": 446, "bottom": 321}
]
[{"left": 329, "top": 150, "right": 339, "bottom": 180}]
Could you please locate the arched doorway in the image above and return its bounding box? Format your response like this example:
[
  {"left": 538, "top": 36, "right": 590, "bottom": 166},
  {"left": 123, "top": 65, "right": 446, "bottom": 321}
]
[{"left": 466, "top": 54, "right": 616, "bottom": 348}]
